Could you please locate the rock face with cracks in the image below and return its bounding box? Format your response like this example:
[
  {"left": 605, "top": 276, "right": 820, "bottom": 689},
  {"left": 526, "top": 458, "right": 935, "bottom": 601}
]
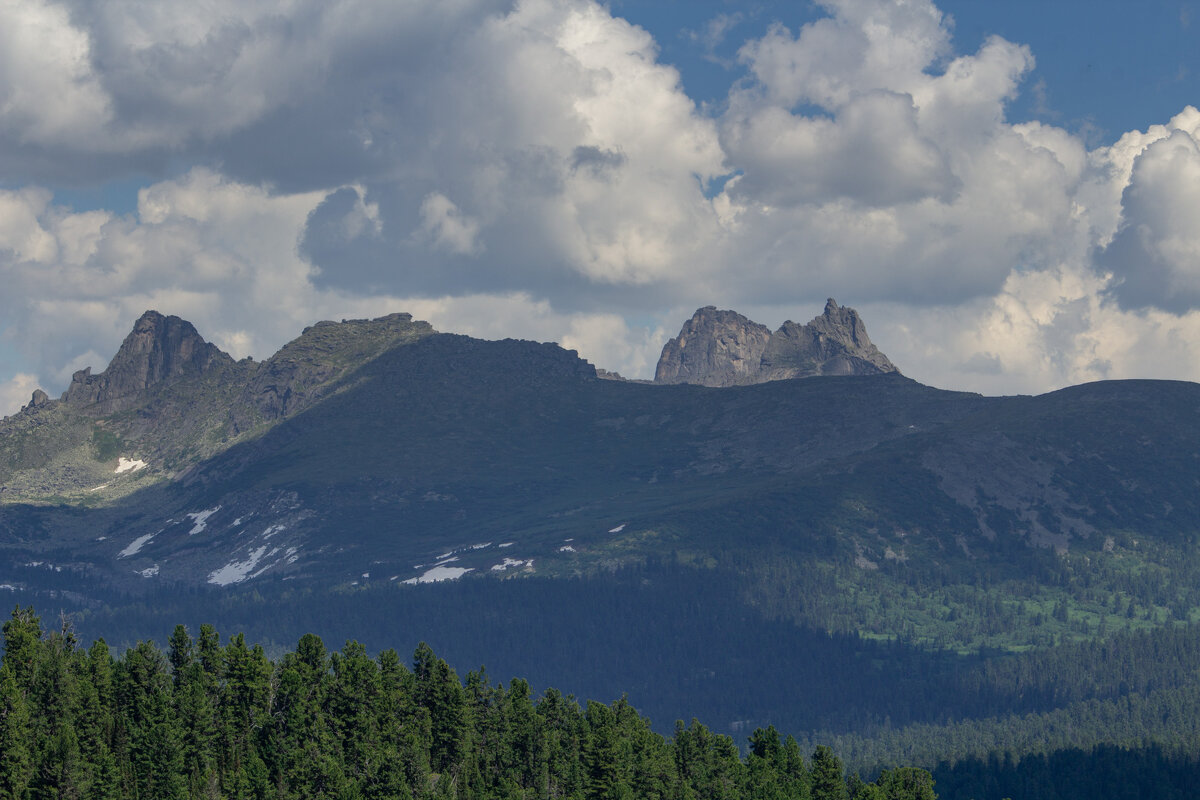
[
  {"left": 653, "top": 307, "right": 772, "bottom": 387},
  {"left": 654, "top": 299, "right": 898, "bottom": 387},
  {"left": 62, "top": 311, "right": 233, "bottom": 416}
]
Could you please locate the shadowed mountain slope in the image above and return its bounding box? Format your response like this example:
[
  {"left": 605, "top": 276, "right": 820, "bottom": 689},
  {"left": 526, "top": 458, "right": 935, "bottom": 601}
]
[
  {"left": 1, "top": 309, "right": 1200, "bottom": 651},
  {"left": 6, "top": 308, "right": 1200, "bottom": 774}
]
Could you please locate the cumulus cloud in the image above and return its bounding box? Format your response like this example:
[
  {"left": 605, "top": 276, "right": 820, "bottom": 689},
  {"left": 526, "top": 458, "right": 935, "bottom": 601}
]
[
  {"left": 0, "top": 374, "right": 42, "bottom": 419},
  {"left": 1096, "top": 108, "right": 1200, "bottom": 312},
  {"left": 722, "top": 90, "right": 957, "bottom": 207},
  {"left": 418, "top": 193, "right": 483, "bottom": 256},
  {"left": 0, "top": 0, "right": 110, "bottom": 146},
  {"left": 714, "top": 1, "right": 1062, "bottom": 306},
  {"left": 1, "top": 0, "right": 1200, "bottom": 413},
  {"left": 872, "top": 263, "right": 1200, "bottom": 397}
]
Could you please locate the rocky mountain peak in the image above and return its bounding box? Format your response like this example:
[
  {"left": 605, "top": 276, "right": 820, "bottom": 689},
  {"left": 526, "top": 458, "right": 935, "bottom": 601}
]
[
  {"left": 62, "top": 310, "right": 234, "bottom": 415},
  {"left": 654, "top": 299, "right": 898, "bottom": 387},
  {"left": 654, "top": 307, "right": 772, "bottom": 387},
  {"left": 233, "top": 311, "right": 438, "bottom": 428},
  {"left": 810, "top": 298, "right": 872, "bottom": 348}
]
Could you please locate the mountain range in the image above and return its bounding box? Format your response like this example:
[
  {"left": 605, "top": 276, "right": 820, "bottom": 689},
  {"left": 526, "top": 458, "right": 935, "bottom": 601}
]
[
  {"left": 0, "top": 300, "right": 923, "bottom": 593},
  {"left": 4, "top": 302, "right": 1200, "bottom": 773}
]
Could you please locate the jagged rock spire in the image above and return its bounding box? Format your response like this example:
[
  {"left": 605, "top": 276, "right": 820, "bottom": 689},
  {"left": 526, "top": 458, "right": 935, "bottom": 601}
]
[
  {"left": 62, "top": 310, "right": 233, "bottom": 415},
  {"left": 654, "top": 299, "right": 897, "bottom": 387}
]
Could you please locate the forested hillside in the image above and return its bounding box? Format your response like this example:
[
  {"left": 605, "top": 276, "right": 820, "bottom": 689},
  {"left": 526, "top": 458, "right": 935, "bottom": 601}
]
[
  {"left": 9, "top": 312, "right": 1200, "bottom": 798},
  {"left": 0, "top": 606, "right": 935, "bottom": 800}
]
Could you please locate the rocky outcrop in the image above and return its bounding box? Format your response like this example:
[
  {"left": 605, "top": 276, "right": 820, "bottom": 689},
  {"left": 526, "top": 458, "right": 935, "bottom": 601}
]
[
  {"left": 62, "top": 310, "right": 234, "bottom": 415},
  {"left": 233, "top": 312, "right": 437, "bottom": 429},
  {"left": 654, "top": 308, "right": 772, "bottom": 387},
  {"left": 23, "top": 389, "right": 50, "bottom": 411},
  {"left": 655, "top": 299, "right": 897, "bottom": 387}
]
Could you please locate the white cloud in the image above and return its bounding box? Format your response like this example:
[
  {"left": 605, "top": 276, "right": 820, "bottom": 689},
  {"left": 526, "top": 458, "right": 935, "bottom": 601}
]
[
  {"left": 0, "top": 373, "right": 42, "bottom": 419},
  {"left": 869, "top": 262, "right": 1200, "bottom": 397},
  {"left": 1097, "top": 109, "right": 1200, "bottom": 312},
  {"left": 714, "top": 0, "right": 1055, "bottom": 307},
  {"left": 0, "top": 0, "right": 111, "bottom": 145},
  {"left": 419, "top": 193, "right": 483, "bottom": 256},
  {"left": 737, "top": 0, "right": 951, "bottom": 110},
  {"left": 0, "top": 0, "right": 1199, "bottom": 408},
  {"left": 722, "top": 89, "right": 957, "bottom": 207}
]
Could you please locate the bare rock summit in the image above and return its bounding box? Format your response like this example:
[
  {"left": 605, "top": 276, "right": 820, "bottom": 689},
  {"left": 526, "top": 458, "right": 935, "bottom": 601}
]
[
  {"left": 655, "top": 299, "right": 897, "bottom": 387},
  {"left": 62, "top": 310, "right": 233, "bottom": 415},
  {"left": 653, "top": 307, "right": 772, "bottom": 387}
]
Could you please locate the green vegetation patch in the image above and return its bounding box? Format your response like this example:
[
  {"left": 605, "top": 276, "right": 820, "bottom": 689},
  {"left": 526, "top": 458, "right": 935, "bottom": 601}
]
[{"left": 90, "top": 426, "right": 124, "bottom": 461}]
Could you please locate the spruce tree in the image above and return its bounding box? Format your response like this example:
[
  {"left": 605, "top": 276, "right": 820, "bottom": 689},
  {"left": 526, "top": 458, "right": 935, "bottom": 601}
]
[
  {"left": 811, "top": 746, "right": 848, "bottom": 800},
  {"left": 0, "top": 663, "right": 32, "bottom": 798}
]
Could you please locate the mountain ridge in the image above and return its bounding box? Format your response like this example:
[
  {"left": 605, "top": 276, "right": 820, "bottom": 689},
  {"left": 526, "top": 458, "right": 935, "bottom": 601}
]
[
  {"left": 4, "top": 306, "right": 1200, "bottom": 782},
  {"left": 1, "top": 307, "right": 1199, "bottom": 654}
]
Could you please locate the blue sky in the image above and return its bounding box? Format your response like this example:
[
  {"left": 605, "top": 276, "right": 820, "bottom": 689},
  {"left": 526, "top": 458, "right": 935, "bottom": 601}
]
[
  {"left": 615, "top": 1, "right": 1197, "bottom": 142},
  {"left": 1, "top": 0, "right": 1199, "bottom": 414}
]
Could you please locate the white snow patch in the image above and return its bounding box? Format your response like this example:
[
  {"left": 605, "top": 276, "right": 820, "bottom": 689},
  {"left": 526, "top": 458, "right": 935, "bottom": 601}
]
[
  {"left": 231, "top": 517, "right": 243, "bottom": 527},
  {"left": 249, "top": 548, "right": 281, "bottom": 580},
  {"left": 402, "top": 565, "right": 474, "bottom": 584},
  {"left": 437, "top": 550, "right": 455, "bottom": 559},
  {"left": 89, "top": 484, "right": 110, "bottom": 492},
  {"left": 0, "top": 584, "right": 14, "bottom": 591},
  {"left": 285, "top": 547, "right": 299, "bottom": 564},
  {"left": 361, "top": 572, "right": 370, "bottom": 579},
  {"left": 491, "top": 557, "right": 534, "bottom": 572},
  {"left": 261, "top": 523, "right": 287, "bottom": 538},
  {"left": 564, "top": 538, "right": 574, "bottom": 542},
  {"left": 470, "top": 542, "right": 492, "bottom": 550},
  {"left": 435, "top": 556, "right": 459, "bottom": 565},
  {"left": 207, "top": 546, "right": 268, "bottom": 586},
  {"left": 138, "top": 565, "right": 159, "bottom": 578},
  {"left": 187, "top": 506, "right": 221, "bottom": 535},
  {"left": 119, "top": 532, "right": 158, "bottom": 558},
  {"left": 115, "top": 457, "right": 147, "bottom": 474},
  {"left": 608, "top": 524, "right": 626, "bottom": 533},
  {"left": 558, "top": 545, "right": 576, "bottom": 553},
  {"left": 498, "top": 542, "right": 514, "bottom": 548},
  {"left": 95, "top": 536, "right": 107, "bottom": 541}
]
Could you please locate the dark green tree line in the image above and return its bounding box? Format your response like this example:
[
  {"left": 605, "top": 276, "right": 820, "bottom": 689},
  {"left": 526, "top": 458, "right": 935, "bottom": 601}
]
[{"left": 0, "top": 606, "right": 931, "bottom": 800}]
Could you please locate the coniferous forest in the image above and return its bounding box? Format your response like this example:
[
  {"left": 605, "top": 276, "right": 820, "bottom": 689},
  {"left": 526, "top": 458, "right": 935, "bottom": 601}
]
[{"left": 0, "top": 606, "right": 937, "bottom": 800}]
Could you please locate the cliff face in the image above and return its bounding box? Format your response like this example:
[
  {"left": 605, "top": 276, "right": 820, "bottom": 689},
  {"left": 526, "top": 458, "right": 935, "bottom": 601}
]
[
  {"left": 62, "top": 310, "right": 234, "bottom": 415},
  {"left": 653, "top": 307, "right": 772, "bottom": 387},
  {"left": 655, "top": 299, "right": 898, "bottom": 387}
]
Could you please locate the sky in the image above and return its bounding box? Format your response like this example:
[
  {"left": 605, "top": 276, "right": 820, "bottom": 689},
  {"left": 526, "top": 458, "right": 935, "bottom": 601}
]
[{"left": 1, "top": 0, "right": 1199, "bottom": 416}]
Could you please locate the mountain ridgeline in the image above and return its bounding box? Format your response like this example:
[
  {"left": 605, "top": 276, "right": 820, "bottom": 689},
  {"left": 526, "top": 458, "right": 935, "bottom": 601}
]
[
  {"left": 3, "top": 301, "right": 1197, "bottom": 603},
  {"left": 4, "top": 304, "right": 1200, "bottom": 795}
]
